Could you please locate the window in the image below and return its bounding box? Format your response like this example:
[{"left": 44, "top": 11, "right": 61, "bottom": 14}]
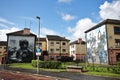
[
  {"left": 115, "top": 39, "right": 120, "bottom": 47},
  {"left": 4, "top": 47, "right": 6, "bottom": 49},
  {"left": 114, "top": 27, "right": 120, "bottom": 34},
  {"left": 50, "top": 49, "right": 54, "bottom": 53},
  {"left": 62, "top": 42, "right": 66, "bottom": 45},
  {"left": 62, "top": 49, "right": 66, "bottom": 52},
  {"left": 56, "top": 49, "right": 60, "bottom": 51},
  {"left": 56, "top": 42, "right": 59, "bottom": 44},
  {"left": 50, "top": 42, "right": 54, "bottom": 46},
  {"left": 72, "top": 45, "right": 74, "bottom": 48},
  {"left": 72, "top": 51, "right": 75, "bottom": 54}
]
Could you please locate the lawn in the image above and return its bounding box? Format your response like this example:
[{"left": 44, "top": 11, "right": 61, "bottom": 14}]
[
  {"left": 9, "top": 63, "right": 120, "bottom": 78},
  {"left": 9, "top": 63, "right": 66, "bottom": 72},
  {"left": 83, "top": 72, "right": 120, "bottom": 78},
  {"left": 9, "top": 63, "right": 36, "bottom": 69}
]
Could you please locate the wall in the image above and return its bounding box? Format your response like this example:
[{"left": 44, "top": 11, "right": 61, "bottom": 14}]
[
  {"left": 7, "top": 35, "right": 35, "bottom": 63},
  {"left": 85, "top": 25, "right": 108, "bottom": 64},
  {"left": 106, "top": 24, "right": 120, "bottom": 64}
]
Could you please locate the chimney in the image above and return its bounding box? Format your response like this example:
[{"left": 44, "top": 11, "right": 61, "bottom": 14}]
[
  {"left": 78, "top": 38, "right": 82, "bottom": 43},
  {"left": 23, "top": 28, "right": 30, "bottom": 35}
]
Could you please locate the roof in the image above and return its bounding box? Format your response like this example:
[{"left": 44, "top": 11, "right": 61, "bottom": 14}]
[
  {"left": 6, "top": 29, "right": 36, "bottom": 36},
  {"left": 70, "top": 40, "right": 86, "bottom": 45},
  {"left": 85, "top": 19, "right": 120, "bottom": 33},
  {"left": 37, "top": 37, "right": 46, "bottom": 41},
  {"left": 0, "top": 41, "right": 7, "bottom": 46},
  {"left": 46, "top": 35, "right": 70, "bottom": 41}
]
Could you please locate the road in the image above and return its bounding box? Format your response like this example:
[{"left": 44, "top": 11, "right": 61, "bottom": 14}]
[{"left": 0, "top": 65, "right": 120, "bottom": 80}]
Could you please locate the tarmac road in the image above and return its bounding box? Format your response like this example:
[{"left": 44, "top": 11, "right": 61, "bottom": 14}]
[
  {"left": 0, "top": 70, "right": 56, "bottom": 80},
  {"left": 0, "top": 65, "right": 120, "bottom": 80}
]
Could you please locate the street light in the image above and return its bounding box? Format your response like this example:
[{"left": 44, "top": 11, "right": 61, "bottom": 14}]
[{"left": 36, "top": 16, "right": 40, "bottom": 74}]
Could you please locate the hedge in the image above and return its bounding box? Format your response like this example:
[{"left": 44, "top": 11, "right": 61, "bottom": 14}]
[{"left": 31, "top": 60, "right": 62, "bottom": 69}]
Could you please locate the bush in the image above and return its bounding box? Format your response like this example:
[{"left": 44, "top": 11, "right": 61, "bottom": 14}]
[
  {"left": 31, "top": 60, "right": 37, "bottom": 67},
  {"left": 31, "top": 60, "right": 62, "bottom": 69}
]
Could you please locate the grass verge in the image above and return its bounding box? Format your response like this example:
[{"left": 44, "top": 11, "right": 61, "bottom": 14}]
[
  {"left": 83, "top": 72, "right": 120, "bottom": 78},
  {"left": 9, "top": 63, "right": 120, "bottom": 78},
  {"left": 9, "top": 63, "right": 66, "bottom": 72}
]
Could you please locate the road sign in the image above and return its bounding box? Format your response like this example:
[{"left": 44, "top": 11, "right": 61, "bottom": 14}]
[{"left": 36, "top": 48, "right": 41, "bottom": 56}]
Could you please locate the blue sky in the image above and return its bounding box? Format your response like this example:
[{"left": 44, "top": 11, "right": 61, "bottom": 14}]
[{"left": 0, "top": 0, "right": 120, "bottom": 41}]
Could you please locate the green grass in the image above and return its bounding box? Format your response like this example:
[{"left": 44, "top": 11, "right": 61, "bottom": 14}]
[
  {"left": 9, "top": 63, "right": 66, "bottom": 72},
  {"left": 9, "top": 63, "right": 36, "bottom": 69},
  {"left": 83, "top": 72, "right": 120, "bottom": 78},
  {"left": 9, "top": 63, "right": 120, "bottom": 78}
]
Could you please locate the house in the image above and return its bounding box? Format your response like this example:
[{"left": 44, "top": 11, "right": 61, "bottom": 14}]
[
  {"left": 85, "top": 19, "right": 120, "bottom": 65},
  {"left": 36, "top": 37, "right": 47, "bottom": 52},
  {"left": 0, "top": 41, "right": 7, "bottom": 64},
  {"left": 6, "top": 28, "right": 36, "bottom": 63},
  {"left": 70, "top": 38, "right": 86, "bottom": 61},
  {"left": 46, "top": 35, "right": 70, "bottom": 60}
]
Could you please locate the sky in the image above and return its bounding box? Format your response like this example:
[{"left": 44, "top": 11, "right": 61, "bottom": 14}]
[{"left": 0, "top": 0, "right": 120, "bottom": 42}]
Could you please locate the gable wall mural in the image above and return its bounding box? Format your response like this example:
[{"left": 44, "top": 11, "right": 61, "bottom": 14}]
[
  {"left": 7, "top": 35, "right": 35, "bottom": 63},
  {"left": 85, "top": 25, "right": 108, "bottom": 64}
]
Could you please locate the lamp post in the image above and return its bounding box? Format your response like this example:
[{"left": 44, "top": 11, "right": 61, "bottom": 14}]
[{"left": 36, "top": 16, "right": 40, "bottom": 74}]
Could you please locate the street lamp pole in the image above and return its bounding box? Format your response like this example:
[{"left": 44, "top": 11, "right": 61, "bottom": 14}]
[{"left": 36, "top": 16, "right": 40, "bottom": 74}]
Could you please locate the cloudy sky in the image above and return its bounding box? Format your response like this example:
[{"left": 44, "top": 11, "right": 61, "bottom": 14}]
[{"left": 0, "top": 0, "right": 120, "bottom": 41}]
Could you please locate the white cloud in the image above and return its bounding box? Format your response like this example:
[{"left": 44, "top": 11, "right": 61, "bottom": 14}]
[
  {"left": 68, "top": 18, "right": 96, "bottom": 41},
  {"left": 0, "top": 17, "right": 16, "bottom": 25},
  {"left": 58, "top": 0, "right": 72, "bottom": 3},
  {"left": 0, "top": 27, "right": 20, "bottom": 41},
  {"left": 99, "top": 0, "right": 120, "bottom": 19},
  {"left": 61, "top": 13, "right": 76, "bottom": 21}
]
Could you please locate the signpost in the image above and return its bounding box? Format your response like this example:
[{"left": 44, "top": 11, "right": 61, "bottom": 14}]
[{"left": 36, "top": 47, "right": 41, "bottom": 74}]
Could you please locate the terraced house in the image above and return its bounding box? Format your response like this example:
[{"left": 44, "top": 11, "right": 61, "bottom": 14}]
[
  {"left": 70, "top": 38, "right": 86, "bottom": 61},
  {"left": 85, "top": 19, "right": 120, "bottom": 65},
  {"left": 0, "top": 41, "right": 7, "bottom": 64},
  {"left": 46, "top": 35, "right": 70, "bottom": 60}
]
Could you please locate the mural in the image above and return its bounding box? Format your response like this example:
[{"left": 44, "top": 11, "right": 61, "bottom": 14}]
[
  {"left": 85, "top": 25, "right": 108, "bottom": 64},
  {"left": 7, "top": 36, "right": 35, "bottom": 63}
]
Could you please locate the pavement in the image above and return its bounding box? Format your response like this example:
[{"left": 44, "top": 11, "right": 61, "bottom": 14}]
[{"left": 0, "top": 65, "right": 120, "bottom": 80}]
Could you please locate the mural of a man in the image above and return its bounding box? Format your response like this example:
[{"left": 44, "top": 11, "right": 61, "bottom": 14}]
[{"left": 8, "top": 39, "right": 33, "bottom": 63}]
